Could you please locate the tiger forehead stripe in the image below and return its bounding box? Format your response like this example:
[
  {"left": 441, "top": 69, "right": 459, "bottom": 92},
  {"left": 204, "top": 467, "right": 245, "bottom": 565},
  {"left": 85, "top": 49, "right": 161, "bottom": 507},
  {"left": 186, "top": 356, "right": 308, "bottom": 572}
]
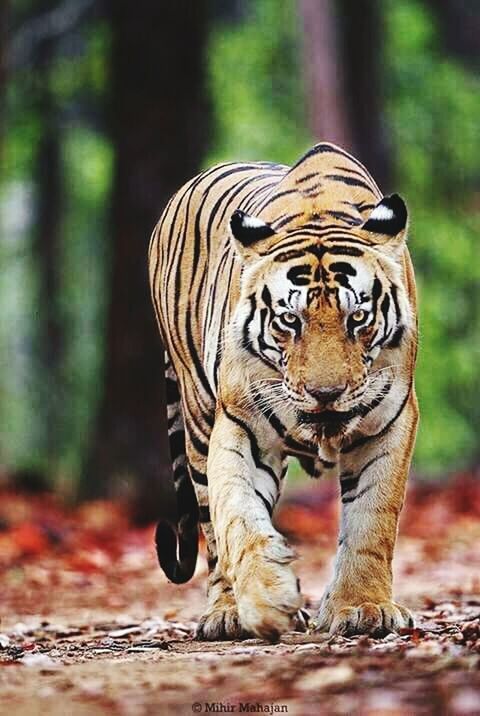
[
  {"left": 287, "top": 265, "right": 312, "bottom": 285},
  {"left": 273, "top": 249, "right": 306, "bottom": 263},
  {"left": 329, "top": 262, "right": 357, "bottom": 276}
]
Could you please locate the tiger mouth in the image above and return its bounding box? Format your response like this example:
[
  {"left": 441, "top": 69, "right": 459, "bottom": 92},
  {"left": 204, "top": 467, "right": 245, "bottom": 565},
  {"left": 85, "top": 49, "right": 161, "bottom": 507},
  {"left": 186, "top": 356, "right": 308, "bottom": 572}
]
[
  {"left": 298, "top": 408, "right": 357, "bottom": 423},
  {"left": 297, "top": 408, "right": 358, "bottom": 437}
]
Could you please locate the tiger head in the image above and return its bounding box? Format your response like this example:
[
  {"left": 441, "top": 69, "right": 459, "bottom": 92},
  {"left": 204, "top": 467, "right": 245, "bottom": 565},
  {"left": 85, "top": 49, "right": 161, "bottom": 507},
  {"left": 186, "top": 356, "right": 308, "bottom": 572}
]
[{"left": 230, "top": 195, "right": 414, "bottom": 437}]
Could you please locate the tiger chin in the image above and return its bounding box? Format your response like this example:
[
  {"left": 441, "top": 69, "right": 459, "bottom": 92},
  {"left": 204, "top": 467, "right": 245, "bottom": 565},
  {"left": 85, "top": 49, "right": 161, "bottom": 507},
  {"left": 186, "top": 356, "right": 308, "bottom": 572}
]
[{"left": 148, "top": 142, "right": 419, "bottom": 642}]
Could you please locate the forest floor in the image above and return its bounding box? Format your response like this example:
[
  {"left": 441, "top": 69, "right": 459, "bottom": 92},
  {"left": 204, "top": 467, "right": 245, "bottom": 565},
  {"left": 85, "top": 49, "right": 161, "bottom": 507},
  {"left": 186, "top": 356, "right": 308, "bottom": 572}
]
[{"left": 1, "top": 474, "right": 480, "bottom": 716}]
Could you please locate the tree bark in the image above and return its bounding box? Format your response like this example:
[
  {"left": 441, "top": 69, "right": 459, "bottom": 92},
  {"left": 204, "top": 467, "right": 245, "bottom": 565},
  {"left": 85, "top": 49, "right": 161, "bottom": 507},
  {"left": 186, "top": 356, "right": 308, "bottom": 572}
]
[
  {"left": 299, "top": 0, "right": 354, "bottom": 152},
  {"left": 31, "top": 2, "right": 64, "bottom": 469},
  {"left": 0, "top": 0, "right": 8, "bottom": 149},
  {"left": 424, "top": 0, "right": 480, "bottom": 72},
  {"left": 85, "top": 1, "right": 210, "bottom": 523},
  {"left": 299, "top": 0, "right": 391, "bottom": 187},
  {"left": 337, "top": 0, "right": 391, "bottom": 187}
]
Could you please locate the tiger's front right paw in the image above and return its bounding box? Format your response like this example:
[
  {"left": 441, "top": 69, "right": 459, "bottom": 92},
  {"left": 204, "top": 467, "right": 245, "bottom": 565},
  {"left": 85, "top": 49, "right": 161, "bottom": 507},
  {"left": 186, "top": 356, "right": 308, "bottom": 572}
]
[{"left": 233, "top": 534, "right": 301, "bottom": 641}]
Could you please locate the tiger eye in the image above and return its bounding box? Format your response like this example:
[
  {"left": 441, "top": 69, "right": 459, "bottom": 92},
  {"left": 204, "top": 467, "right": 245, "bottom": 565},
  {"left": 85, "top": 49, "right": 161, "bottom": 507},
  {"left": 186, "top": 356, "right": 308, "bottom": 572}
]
[
  {"left": 282, "top": 312, "right": 298, "bottom": 325},
  {"left": 351, "top": 309, "right": 367, "bottom": 323}
]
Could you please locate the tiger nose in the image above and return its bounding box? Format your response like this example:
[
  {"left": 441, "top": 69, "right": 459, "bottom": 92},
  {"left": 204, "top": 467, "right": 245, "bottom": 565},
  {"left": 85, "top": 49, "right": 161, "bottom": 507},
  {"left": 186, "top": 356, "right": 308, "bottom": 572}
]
[{"left": 305, "top": 384, "right": 346, "bottom": 404}]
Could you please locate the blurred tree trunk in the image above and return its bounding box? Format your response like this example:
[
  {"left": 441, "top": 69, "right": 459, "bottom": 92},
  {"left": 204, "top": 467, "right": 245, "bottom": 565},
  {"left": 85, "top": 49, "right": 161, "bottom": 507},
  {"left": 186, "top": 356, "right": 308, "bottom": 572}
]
[
  {"left": 338, "top": 0, "right": 391, "bottom": 187},
  {"left": 32, "top": 2, "right": 64, "bottom": 468},
  {"left": 0, "top": 1, "right": 8, "bottom": 150},
  {"left": 299, "top": 0, "right": 353, "bottom": 152},
  {"left": 212, "top": 0, "right": 245, "bottom": 23},
  {"left": 299, "top": 0, "right": 390, "bottom": 187},
  {"left": 85, "top": 2, "right": 210, "bottom": 523},
  {"left": 424, "top": 0, "right": 480, "bottom": 71}
]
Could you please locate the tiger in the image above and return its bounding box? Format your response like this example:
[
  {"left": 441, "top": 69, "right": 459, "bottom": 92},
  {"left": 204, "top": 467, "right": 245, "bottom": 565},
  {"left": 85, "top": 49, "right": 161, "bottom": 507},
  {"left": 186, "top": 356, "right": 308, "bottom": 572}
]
[{"left": 148, "top": 142, "right": 418, "bottom": 641}]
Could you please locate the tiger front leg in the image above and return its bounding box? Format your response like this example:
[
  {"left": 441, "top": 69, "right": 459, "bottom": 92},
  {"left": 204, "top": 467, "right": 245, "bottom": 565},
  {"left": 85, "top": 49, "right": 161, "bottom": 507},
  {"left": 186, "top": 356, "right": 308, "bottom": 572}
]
[
  {"left": 196, "top": 521, "right": 246, "bottom": 641},
  {"left": 207, "top": 406, "right": 301, "bottom": 641},
  {"left": 316, "top": 396, "right": 418, "bottom": 637}
]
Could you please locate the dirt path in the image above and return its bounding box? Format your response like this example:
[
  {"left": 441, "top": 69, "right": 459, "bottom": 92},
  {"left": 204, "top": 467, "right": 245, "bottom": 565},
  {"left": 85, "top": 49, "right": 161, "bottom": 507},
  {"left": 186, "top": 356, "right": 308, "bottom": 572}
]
[{"left": 1, "top": 480, "right": 480, "bottom": 715}]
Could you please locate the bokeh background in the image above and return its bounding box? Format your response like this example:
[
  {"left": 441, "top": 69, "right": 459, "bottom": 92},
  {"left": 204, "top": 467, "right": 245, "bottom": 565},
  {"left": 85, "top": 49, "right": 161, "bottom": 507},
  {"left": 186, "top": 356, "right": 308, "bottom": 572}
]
[{"left": 0, "top": 0, "right": 479, "bottom": 521}]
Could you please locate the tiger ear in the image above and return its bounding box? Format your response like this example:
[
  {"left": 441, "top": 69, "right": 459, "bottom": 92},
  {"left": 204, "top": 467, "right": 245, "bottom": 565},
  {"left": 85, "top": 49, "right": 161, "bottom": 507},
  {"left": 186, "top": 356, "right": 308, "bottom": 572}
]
[
  {"left": 362, "top": 194, "right": 408, "bottom": 255},
  {"left": 230, "top": 210, "right": 277, "bottom": 257}
]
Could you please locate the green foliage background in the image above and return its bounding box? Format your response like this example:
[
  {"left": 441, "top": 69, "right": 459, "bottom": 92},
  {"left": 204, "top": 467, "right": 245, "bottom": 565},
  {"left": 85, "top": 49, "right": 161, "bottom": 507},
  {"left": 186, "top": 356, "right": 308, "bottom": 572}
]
[{"left": 0, "top": 0, "right": 479, "bottom": 481}]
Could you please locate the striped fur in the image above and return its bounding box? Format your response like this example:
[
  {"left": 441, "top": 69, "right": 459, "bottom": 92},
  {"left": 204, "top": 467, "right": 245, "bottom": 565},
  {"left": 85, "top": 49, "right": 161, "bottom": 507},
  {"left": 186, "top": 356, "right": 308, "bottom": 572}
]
[{"left": 148, "top": 142, "right": 418, "bottom": 640}]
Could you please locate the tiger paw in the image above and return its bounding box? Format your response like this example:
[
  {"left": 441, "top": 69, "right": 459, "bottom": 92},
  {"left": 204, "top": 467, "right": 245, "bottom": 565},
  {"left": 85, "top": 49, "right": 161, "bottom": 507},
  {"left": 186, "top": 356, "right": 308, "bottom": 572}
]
[
  {"left": 196, "top": 602, "right": 246, "bottom": 641},
  {"left": 234, "top": 534, "right": 302, "bottom": 641},
  {"left": 196, "top": 587, "right": 246, "bottom": 641},
  {"left": 316, "top": 599, "right": 414, "bottom": 637}
]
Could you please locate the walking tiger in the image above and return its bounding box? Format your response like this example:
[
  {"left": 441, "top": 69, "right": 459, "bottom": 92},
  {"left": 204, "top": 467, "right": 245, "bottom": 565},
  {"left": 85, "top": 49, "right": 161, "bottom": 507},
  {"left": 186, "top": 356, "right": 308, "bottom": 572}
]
[{"left": 148, "top": 142, "right": 418, "bottom": 640}]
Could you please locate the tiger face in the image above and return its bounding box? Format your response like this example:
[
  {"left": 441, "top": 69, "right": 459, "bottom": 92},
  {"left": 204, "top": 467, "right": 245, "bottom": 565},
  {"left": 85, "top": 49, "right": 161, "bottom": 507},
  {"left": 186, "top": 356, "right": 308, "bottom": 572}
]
[{"left": 230, "top": 195, "right": 412, "bottom": 437}]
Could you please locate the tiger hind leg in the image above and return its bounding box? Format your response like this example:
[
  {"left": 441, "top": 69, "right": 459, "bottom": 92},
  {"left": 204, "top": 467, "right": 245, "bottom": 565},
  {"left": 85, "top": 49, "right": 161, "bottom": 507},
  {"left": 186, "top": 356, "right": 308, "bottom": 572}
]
[{"left": 155, "top": 353, "right": 199, "bottom": 584}]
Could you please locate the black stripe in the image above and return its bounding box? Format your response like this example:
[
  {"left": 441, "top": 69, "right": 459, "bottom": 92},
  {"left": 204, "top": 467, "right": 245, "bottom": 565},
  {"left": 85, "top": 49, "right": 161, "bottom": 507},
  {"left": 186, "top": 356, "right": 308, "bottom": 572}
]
[
  {"left": 206, "top": 246, "right": 230, "bottom": 336},
  {"left": 274, "top": 249, "right": 307, "bottom": 263},
  {"left": 284, "top": 434, "right": 333, "bottom": 463},
  {"left": 252, "top": 186, "right": 296, "bottom": 214},
  {"left": 342, "top": 384, "right": 412, "bottom": 454},
  {"left": 188, "top": 429, "right": 209, "bottom": 458},
  {"left": 357, "top": 380, "right": 392, "bottom": 418},
  {"left": 380, "top": 293, "right": 391, "bottom": 344},
  {"left": 325, "top": 173, "right": 374, "bottom": 192},
  {"left": 255, "top": 489, "right": 273, "bottom": 516},
  {"left": 218, "top": 173, "right": 269, "bottom": 225},
  {"left": 169, "top": 430, "right": 186, "bottom": 459},
  {"left": 222, "top": 404, "right": 279, "bottom": 487},
  {"left": 273, "top": 212, "right": 303, "bottom": 230},
  {"left": 242, "top": 293, "right": 257, "bottom": 353},
  {"left": 313, "top": 244, "right": 364, "bottom": 258},
  {"left": 340, "top": 474, "right": 359, "bottom": 496},
  {"left": 185, "top": 310, "right": 215, "bottom": 401},
  {"left": 165, "top": 377, "right": 180, "bottom": 404},
  {"left": 388, "top": 326, "right": 405, "bottom": 349},
  {"left": 342, "top": 200, "right": 376, "bottom": 213},
  {"left": 342, "top": 483, "right": 374, "bottom": 505},
  {"left": 327, "top": 210, "right": 362, "bottom": 225},
  {"left": 223, "top": 446, "right": 245, "bottom": 460},
  {"left": 207, "top": 556, "right": 218, "bottom": 571},
  {"left": 295, "top": 171, "right": 318, "bottom": 184},
  {"left": 243, "top": 178, "right": 281, "bottom": 213},
  {"left": 251, "top": 386, "right": 286, "bottom": 438},
  {"left": 171, "top": 167, "right": 232, "bottom": 327},
  {"left": 287, "top": 265, "right": 312, "bottom": 285},
  {"left": 198, "top": 505, "right": 211, "bottom": 523},
  {"left": 173, "top": 463, "right": 186, "bottom": 483},
  {"left": 193, "top": 166, "right": 265, "bottom": 270},
  {"left": 341, "top": 452, "right": 386, "bottom": 497},
  {"left": 329, "top": 261, "right": 357, "bottom": 276},
  {"left": 213, "top": 258, "right": 236, "bottom": 387},
  {"left": 189, "top": 465, "right": 208, "bottom": 486},
  {"left": 291, "top": 143, "right": 379, "bottom": 191}
]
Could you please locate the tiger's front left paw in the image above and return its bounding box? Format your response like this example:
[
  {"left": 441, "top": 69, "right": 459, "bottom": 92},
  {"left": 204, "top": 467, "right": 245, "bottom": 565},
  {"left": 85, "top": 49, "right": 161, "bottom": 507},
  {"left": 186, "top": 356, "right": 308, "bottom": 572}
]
[
  {"left": 233, "top": 534, "right": 302, "bottom": 642},
  {"left": 316, "top": 600, "right": 414, "bottom": 637},
  {"left": 196, "top": 582, "right": 248, "bottom": 641},
  {"left": 196, "top": 602, "right": 246, "bottom": 641}
]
